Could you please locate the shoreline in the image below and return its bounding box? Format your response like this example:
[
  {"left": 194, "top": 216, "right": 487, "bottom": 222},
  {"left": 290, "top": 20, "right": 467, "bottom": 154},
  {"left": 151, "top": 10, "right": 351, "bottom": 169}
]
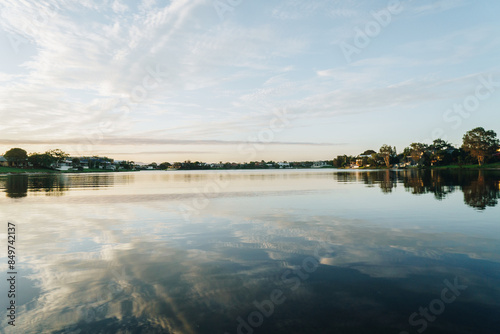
[{"left": 2, "top": 164, "right": 499, "bottom": 175}]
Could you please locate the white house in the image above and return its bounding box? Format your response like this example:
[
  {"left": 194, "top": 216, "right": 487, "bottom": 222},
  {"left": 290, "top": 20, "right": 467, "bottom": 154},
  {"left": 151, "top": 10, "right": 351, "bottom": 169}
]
[
  {"left": 277, "top": 162, "right": 291, "bottom": 168},
  {"left": 312, "top": 161, "right": 331, "bottom": 168},
  {"left": 52, "top": 159, "right": 73, "bottom": 171}
]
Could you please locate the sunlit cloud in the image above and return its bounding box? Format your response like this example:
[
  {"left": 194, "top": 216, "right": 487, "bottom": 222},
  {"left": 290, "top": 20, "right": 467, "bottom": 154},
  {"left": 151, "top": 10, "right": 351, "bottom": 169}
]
[{"left": 0, "top": 0, "right": 499, "bottom": 162}]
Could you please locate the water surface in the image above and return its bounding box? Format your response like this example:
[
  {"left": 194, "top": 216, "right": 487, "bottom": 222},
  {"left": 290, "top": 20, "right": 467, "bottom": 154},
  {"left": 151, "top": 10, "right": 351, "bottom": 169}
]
[{"left": 0, "top": 169, "right": 499, "bottom": 333}]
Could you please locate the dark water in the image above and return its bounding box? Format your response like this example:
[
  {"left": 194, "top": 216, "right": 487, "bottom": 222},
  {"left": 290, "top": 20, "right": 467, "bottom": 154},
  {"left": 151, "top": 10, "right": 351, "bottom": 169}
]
[{"left": 0, "top": 169, "right": 499, "bottom": 333}]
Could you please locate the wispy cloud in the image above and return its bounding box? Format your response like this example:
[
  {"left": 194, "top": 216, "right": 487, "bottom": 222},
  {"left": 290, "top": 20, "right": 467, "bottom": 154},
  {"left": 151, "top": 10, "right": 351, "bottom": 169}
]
[
  {"left": 0, "top": 0, "right": 498, "bottom": 161},
  {"left": 0, "top": 136, "right": 341, "bottom": 147}
]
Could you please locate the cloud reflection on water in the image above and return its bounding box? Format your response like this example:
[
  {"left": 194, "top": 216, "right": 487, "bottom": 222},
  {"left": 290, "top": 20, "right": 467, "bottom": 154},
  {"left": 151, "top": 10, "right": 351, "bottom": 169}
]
[{"left": 0, "top": 170, "right": 499, "bottom": 333}]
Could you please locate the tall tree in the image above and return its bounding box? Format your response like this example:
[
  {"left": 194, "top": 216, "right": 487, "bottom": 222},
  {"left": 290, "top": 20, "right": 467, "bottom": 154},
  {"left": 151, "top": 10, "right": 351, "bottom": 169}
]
[
  {"left": 72, "top": 157, "right": 81, "bottom": 168},
  {"left": 379, "top": 144, "right": 395, "bottom": 167},
  {"left": 28, "top": 153, "right": 56, "bottom": 168},
  {"left": 431, "top": 139, "right": 451, "bottom": 151},
  {"left": 4, "top": 148, "right": 28, "bottom": 167},
  {"left": 159, "top": 162, "right": 171, "bottom": 170},
  {"left": 361, "top": 149, "right": 376, "bottom": 156},
  {"left": 45, "top": 149, "right": 69, "bottom": 163},
  {"left": 462, "top": 127, "right": 499, "bottom": 166},
  {"left": 430, "top": 139, "right": 454, "bottom": 165},
  {"left": 409, "top": 143, "right": 428, "bottom": 164}
]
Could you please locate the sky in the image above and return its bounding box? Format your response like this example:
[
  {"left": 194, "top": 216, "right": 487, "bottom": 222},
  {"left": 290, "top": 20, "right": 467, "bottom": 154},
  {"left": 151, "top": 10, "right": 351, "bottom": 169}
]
[{"left": 0, "top": 0, "right": 499, "bottom": 163}]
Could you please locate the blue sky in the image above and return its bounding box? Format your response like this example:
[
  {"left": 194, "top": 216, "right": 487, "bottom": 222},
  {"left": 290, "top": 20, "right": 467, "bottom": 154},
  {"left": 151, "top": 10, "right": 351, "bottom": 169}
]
[{"left": 0, "top": 0, "right": 499, "bottom": 163}]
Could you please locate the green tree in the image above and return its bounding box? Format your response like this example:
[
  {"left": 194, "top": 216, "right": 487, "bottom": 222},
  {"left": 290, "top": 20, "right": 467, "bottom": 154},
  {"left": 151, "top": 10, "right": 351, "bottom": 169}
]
[
  {"left": 4, "top": 148, "right": 28, "bottom": 167},
  {"left": 45, "top": 149, "right": 69, "bottom": 163},
  {"left": 361, "top": 149, "right": 376, "bottom": 156},
  {"left": 409, "top": 143, "right": 428, "bottom": 164},
  {"left": 72, "top": 157, "right": 80, "bottom": 168},
  {"left": 462, "top": 127, "right": 499, "bottom": 166},
  {"left": 333, "top": 155, "right": 348, "bottom": 168},
  {"left": 430, "top": 139, "right": 454, "bottom": 165},
  {"left": 368, "top": 153, "right": 379, "bottom": 167},
  {"left": 28, "top": 153, "right": 56, "bottom": 168},
  {"left": 431, "top": 139, "right": 451, "bottom": 151},
  {"left": 159, "top": 162, "right": 171, "bottom": 170},
  {"left": 119, "top": 160, "right": 134, "bottom": 170},
  {"left": 379, "top": 144, "right": 396, "bottom": 168}
]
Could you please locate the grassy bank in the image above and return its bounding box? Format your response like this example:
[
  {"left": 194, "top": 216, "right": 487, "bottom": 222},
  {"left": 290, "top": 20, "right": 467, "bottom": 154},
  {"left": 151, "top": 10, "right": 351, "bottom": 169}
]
[
  {"left": 330, "top": 163, "right": 500, "bottom": 170},
  {"left": 430, "top": 162, "right": 500, "bottom": 170},
  {"left": 0, "top": 167, "right": 58, "bottom": 174}
]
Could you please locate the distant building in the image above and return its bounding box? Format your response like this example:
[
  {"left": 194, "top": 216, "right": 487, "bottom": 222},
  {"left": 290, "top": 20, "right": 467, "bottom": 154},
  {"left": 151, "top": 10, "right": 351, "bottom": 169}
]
[
  {"left": 349, "top": 162, "right": 360, "bottom": 169},
  {"left": 103, "top": 162, "right": 116, "bottom": 170},
  {"left": 0, "top": 155, "right": 28, "bottom": 168},
  {"left": 0, "top": 156, "right": 8, "bottom": 167},
  {"left": 52, "top": 159, "right": 73, "bottom": 171},
  {"left": 312, "top": 161, "right": 331, "bottom": 168},
  {"left": 113, "top": 160, "right": 127, "bottom": 170},
  {"left": 277, "top": 162, "right": 290, "bottom": 168},
  {"left": 79, "top": 159, "right": 90, "bottom": 169}
]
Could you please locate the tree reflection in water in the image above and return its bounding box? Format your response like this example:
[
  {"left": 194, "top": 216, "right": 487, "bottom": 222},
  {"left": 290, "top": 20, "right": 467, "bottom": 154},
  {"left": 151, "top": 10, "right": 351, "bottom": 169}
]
[
  {"left": 4, "top": 175, "right": 29, "bottom": 198},
  {"left": 0, "top": 174, "right": 68, "bottom": 198},
  {"left": 339, "top": 169, "right": 500, "bottom": 210},
  {"left": 2, "top": 170, "right": 499, "bottom": 210},
  {"left": 462, "top": 171, "right": 499, "bottom": 210}
]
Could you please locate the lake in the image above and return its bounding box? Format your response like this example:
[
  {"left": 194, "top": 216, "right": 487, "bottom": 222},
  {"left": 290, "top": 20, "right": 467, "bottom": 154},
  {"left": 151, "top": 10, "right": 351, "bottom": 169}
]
[{"left": 1, "top": 169, "right": 499, "bottom": 333}]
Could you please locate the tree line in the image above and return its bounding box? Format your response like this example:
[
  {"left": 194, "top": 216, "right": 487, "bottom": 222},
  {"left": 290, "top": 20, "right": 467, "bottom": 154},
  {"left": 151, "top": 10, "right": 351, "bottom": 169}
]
[
  {"left": 333, "top": 127, "right": 499, "bottom": 168},
  {"left": 1, "top": 148, "right": 69, "bottom": 168},
  {"left": 2, "top": 127, "right": 498, "bottom": 170},
  {"left": 1, "top": 148, "right": 135, "bottom": 170}
]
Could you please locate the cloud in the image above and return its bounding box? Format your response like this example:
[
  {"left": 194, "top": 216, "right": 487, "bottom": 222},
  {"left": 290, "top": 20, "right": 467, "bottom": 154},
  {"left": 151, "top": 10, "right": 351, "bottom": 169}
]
[
  {"left": 0, "top": 72, "right": 18, "bottom": 81},
  {"left": 0, "top": 136, "right": 340, "bottom": 147},
  {"left": 100, "top": 150, "right": 216, "bottom": 155},
  {"left": 270, "top": 0, "right": 363, "bottom": 20},
  {"left": 0, "top": 0, "right": 498, "bottom": 161},
  {"left": 408, "top": 0, "right": 468, "bottom": 16},
  {"left": 111, "top": 0, "right": 129, "bottom": 14},
  {"left": 0, "top": 0, "right": 311, "bottom": 145}
]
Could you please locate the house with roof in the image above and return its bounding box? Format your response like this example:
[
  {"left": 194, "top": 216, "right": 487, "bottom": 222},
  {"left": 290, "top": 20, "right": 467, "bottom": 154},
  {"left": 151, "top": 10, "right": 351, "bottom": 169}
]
[
  {"left": 0, "top": 155, "right": 28, "bottom": 167},
  {"left": 101, "top": 161, "right": 115, "bottom": 170},
  {"left": 0, "top": 156, "right": 8, "bottom": 167},
  {"left": 312, "top": 161, "right": 331, "bottom": 168},
  {"left": 52, "top": 159, "right": 73, "bottom": 171},
  {"left": 277, "top": 162, "right": 291, "bottom": 168},
  {"left": 113, "top": 160, "right": 126, "bottom": 170},
  {"left": 79, "top": 158, "right": 90, "bottom": 169}
]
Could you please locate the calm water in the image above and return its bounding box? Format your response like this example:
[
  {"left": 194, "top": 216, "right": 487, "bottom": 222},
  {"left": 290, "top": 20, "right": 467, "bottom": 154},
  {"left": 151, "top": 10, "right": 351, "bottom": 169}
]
[{"left": 0, "top": 169, "right": 499, "bottom": 334}]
